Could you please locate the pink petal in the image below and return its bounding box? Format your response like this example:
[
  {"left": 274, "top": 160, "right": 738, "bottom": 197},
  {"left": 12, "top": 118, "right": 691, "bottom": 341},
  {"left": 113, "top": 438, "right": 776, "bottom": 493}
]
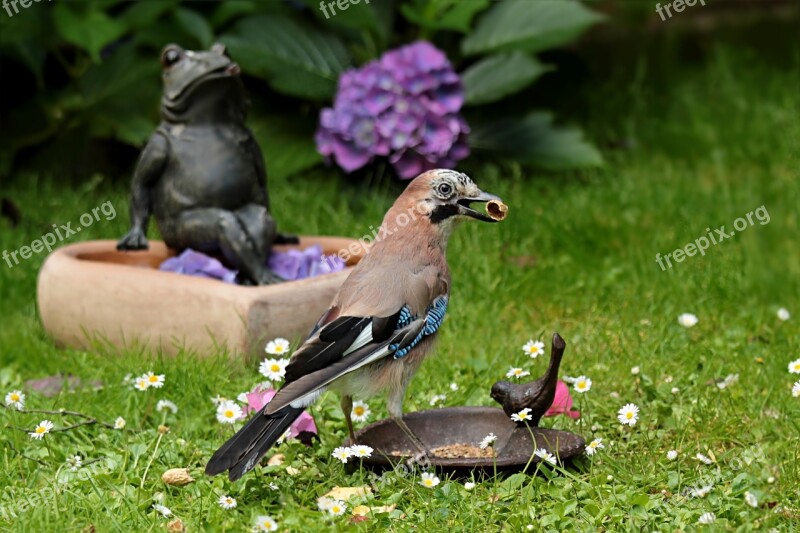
[
  {"left": 289, "top": 411, "right": 318, "bottom": 437},
  {"left": 544, "top": 380, "right": 581, "bottom": 419},
  {"left": 244, "top": 388, "right": 277, "bottom": 414},
  {"left": 243, "top": 385, "right": 318, "bottom": 439}
]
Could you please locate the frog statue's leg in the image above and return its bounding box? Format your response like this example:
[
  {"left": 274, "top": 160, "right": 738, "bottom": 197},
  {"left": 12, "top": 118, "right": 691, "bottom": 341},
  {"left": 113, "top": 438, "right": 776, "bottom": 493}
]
[{"left": 167, "top": 206, "right": 285, "bottom": 285}]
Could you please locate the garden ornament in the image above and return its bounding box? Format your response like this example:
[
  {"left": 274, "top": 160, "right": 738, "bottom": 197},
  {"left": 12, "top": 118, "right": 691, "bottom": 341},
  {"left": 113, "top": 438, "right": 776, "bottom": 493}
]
[{"left": 117, "top": 43, "right": 294, "bottom": 285}]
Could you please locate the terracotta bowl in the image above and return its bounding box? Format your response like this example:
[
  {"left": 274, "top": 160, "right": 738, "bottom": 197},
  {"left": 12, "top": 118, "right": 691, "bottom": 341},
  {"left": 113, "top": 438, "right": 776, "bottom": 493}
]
[
  {"left": 36, "top": 237, "right": 364, "bottom": 358},
  {"left": 344, "top": 406, "right": 586, "bottom": 476}
]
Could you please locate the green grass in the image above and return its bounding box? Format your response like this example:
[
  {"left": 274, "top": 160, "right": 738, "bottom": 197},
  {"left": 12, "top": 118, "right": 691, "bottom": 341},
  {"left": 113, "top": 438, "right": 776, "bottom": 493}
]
[{"left": 1, "top": 41, "right": 799, "bottom": 531}]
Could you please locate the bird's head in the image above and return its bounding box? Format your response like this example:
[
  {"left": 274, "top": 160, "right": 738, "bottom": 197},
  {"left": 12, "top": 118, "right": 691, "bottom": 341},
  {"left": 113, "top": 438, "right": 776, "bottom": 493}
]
[
  {"left": 490, "top": 380, "right": 513, "bottom": 403},
  {"left": 403, "top": 169, "right": 507, "bottom": 226}
]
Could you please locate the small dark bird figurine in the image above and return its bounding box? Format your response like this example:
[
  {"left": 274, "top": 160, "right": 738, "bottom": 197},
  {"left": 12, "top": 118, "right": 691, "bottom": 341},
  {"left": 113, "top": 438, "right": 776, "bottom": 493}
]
[
  {"left": 205, "top": 169, "right": 506, "bottom": 481},
  {"left": 491, "top": 333, "right": 566, "bottom": 426}
]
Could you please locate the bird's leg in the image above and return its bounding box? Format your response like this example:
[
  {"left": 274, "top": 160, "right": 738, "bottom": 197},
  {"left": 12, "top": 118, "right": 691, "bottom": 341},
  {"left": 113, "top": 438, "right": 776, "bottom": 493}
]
[
  {"left": 391, "top": 416, "right": 431, "bottom": 461},
  {"left": 340, "top": 395, "right": 357, "bottom": 444}
]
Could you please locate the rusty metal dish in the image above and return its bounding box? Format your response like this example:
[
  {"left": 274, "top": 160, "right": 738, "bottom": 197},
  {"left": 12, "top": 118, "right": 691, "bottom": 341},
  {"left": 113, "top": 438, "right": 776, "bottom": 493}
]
[{"left": 344, "top": 406, "right": 585, "bottom": 475}]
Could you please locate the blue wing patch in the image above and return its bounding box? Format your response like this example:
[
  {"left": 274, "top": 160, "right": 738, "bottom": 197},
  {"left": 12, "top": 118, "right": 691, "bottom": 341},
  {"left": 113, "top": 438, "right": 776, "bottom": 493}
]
[{"left": 392, "top": 296, "right": 449, "bottom": 359}]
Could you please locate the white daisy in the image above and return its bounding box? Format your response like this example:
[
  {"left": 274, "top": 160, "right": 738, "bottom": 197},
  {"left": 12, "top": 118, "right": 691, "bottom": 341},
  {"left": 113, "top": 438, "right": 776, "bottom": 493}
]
[
  {"left": 777, "top": 308, "right": 790, "bottom": 321},
  {"left": 156, "top": 400, "right": 178, "bottom": 414},
  {"left": 585, "top": 438, "right": 604, "bottom": 456},
  {"left": 66, "top": 455, "right": 82, "bottom": 471},
  {"left": 666, "top": 450, "right": 678, "bottom": 461},
  {"left": 449, "top": 382, "right": 459, "bottom": 391},
  {"left": 30, "top": 420, "right": 53, "bottom": 439},
  {"left": 464, "top": 481, "right": 476, "bottom": 490},
  {"left": 351, "top": 445, "right": 373, "bottom": 459},
  {"left": 671, "top": 387, "right": 680, "bottom": 394},
  {"left": 143, "top": 371, "right": 165, "bottom": 388},
  {"left": 744, "top": 491, "right": 758, "bottom": 508},
  {"left": 259, "top": 358, "right": 289, "bottom": 381},
  {"left": 265, "top": 337, "right": 291, "bottom": 355},
  {"left": 630, "top": 366, "right": 640, "bottom": 376},
  {"left": 331, "top": 446, "right": 352, "bottom": 463},
  {"left": 617, "top": 403, "right": 639, "bottom": 426},
  {"left": 429, "top": 394, "right": 446, "bottom": 406},
  {"left": 522, "top": 340, "right": 545, "bottom": 358},
  {"left": 152, "top": 503, "right": 172, "bottom": 517},
  {"left": 691, "top": 484, "right": 714, "bottom": 498},
  {"left": 697, "top": 512, "right": 715, "bottom": 524},
  {"left": 253, "top": 515, "right": 278, "bottom": 532},
  {"left": 678, "top": 313, "right": 698, "bottom": 328},
  {"left": 419, "top": 472, "right": 440, "bottom": 488},
  {"left": 133, "top": 377, "right": 150, "bottom": 391},
  {"left": 511, "top": 408, "right": 533, "bottom": 423},
  {"left": 696, "top": 453, "right": 714, "bottom": 465},
  {"left": 793, "top": 380, "right": 800, "bottom": 397},
  {"left": 4, "top": 390, "right": 25, "bottom": 410},
  {"left": 506, "top": 367, "right": 530, "bottom": 379},
  {"left": 327, "top": 500, "right": 347, "bottom": 516},
  {"left": 218, "top": 495, "right": 237, "bottom": 510},
  {"left": 789, "top": 358, "right": 800, "bottom": 374},
  {"left": 114, "top": 416, "right": 126, "bottom": 429},
  {"left": 534, "top": 448, "right": 556, "bottom": 465},
  {"left": 216, "top": 401, "right": 243, "bottom": 424},
  {"left": 317, "top": 497, "right": 335, "bottom": 511},
  {"left": 574, "top": 376, "right": 592, "bottom": 393},
  {"left": 351, "top": 400, "right": 371, "bottom": 422},
  {"left": 479, "top": 433, "right": 497, "bottom": 449}
]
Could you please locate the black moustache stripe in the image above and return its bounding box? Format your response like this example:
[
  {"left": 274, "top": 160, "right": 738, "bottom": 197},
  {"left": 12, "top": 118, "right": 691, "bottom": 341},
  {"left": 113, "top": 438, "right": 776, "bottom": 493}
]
[{"left": 430, "top": 204, "right": 460, "bottom": 224}]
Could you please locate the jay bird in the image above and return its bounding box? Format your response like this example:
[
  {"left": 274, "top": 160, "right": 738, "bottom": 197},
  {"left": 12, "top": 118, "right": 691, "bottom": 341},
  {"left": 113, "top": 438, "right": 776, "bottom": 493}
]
[{"left": 206, "top": 169, "right": 505, "bottom": 481}]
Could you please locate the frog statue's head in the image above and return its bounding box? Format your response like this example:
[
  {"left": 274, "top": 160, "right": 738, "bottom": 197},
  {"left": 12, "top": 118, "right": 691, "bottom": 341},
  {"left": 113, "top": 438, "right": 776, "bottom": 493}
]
[{"left": 159, "top": 43, "right": 246, "bottom": 123}]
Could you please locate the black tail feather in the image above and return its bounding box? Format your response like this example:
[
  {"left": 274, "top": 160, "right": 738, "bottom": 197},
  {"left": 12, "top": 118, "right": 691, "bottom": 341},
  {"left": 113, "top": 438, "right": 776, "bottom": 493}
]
[{"left": 206, "top": 406, "right": 304, "bottom": 481}]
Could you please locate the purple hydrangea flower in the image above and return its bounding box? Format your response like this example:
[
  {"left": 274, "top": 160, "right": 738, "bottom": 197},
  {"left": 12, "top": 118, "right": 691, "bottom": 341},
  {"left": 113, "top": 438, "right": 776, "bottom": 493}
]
[
  {"left": 159, "top": 246, "right": 345, "bottom": 284},
  {"left": 315, "top": 41, "right": 470, "bottom": 179}
]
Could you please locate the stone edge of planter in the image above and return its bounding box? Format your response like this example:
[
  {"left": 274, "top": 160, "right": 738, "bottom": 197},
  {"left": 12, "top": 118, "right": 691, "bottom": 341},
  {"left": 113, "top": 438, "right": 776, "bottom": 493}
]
[{"left": 36, "top": 237, "right": 365, "bottom": 358}]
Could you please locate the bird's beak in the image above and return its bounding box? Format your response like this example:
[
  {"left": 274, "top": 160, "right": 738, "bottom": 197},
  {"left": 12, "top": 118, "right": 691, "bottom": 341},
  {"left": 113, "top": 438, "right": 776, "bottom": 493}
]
[{"left": 457, "top": 190, "right": 506, "bottom": 223}]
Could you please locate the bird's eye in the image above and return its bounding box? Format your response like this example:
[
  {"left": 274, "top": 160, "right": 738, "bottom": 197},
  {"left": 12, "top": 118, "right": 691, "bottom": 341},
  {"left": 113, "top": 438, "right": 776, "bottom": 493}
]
[
  {"left": 161, "top": 46, "right": 183, "bottom": 68},
  {"left": 436, "top": 183, "right": 453, "bottom": 197}
]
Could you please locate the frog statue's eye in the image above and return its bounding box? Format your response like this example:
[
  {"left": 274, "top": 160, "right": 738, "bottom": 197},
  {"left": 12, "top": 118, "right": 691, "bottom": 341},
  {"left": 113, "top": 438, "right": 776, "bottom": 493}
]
[
  {"left": 161, "top": 45, "right": 184, "bottom": 69},
  {"left": 435, "top": 182, "right": 454, "bottom": 198}
]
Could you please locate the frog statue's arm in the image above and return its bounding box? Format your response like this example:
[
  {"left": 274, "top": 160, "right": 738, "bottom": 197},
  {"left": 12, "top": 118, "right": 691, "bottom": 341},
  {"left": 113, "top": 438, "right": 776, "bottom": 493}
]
[{"left": 117, "top": 132, "right": 169, "bottom": 251}]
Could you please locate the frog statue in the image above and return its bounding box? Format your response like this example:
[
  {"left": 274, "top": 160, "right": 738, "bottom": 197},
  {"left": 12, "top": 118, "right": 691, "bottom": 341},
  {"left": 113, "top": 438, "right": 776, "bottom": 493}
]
[{"left": 117, "top": 43, "right": 294, "bottom": 285}]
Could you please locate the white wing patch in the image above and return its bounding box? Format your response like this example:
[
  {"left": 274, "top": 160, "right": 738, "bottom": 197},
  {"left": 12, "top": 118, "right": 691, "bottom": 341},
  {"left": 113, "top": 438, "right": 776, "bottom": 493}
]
[{"left": 343, "top": 325, "right": 374, "bottom": 356}]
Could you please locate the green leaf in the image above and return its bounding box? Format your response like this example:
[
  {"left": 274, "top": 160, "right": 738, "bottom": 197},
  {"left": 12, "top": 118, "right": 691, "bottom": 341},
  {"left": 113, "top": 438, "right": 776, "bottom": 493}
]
[
  {"left": 462, "top": 0, "right": 604, "bottom": 56},
  {"left": 52, "top": 3, "right": 127, "bottom": 62},
  {"left": 462, "top": 52, "right": 551, "bottom": 105},
  {"left": 400, "top": 0, "right": 490, "bottom": 33},
  {"left": 173, "top": 7, "right": 214, "bottom": 48},
  {"left": 119, "top": 0, "right": 178, "bottom": 30},
  {"left": 250, "top": 115, "right": 322, "bottom": 180},
  {"left": 220, "top": 15, "right": 350, "bottom": 100},
  {"left": 470, "top": 111, "right": 603, "bottom": 169},
  {"left": 210, "top": 1, "right": 260, "bottom": 29}
]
